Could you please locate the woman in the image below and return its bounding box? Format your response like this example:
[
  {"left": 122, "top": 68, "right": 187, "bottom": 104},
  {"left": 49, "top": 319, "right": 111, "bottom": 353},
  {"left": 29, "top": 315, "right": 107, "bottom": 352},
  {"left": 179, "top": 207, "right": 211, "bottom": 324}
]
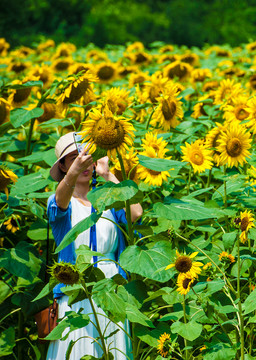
[{"left": 46, "top": 132, "right": 142, "bottom": 360}]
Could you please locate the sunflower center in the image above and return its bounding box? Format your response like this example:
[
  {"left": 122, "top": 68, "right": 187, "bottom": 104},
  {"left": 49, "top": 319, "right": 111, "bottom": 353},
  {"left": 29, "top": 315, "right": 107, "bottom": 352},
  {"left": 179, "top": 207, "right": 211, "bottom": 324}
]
[
  {"left": 175, "top": 256, "right": 192, "bottom": 273},
  {"left": 13, "top": 88, "right": 31, "bottom": 103},
  {"left": 11, "top": 218, "right": 18, "bottom": 227},
  {"left": 55, "top": 60, "right": 70, "bottom": 71},
  {"left": 63, "top": 79, "right": 89, "bottom": 104},
  {"left": 235, "top": 107, "right": 249, "bottom": 120},
  {"left": 190, "top": 150, "right": 204, "bottom": 165},
  {"left": 241, "top": 217, "right": 249, "bottom": 232},
  {"left": 92, "top": 117, "right": 125, "bottom": 149},
  {"left": 168, "top": 64, "right": 188, "bottom": 80},
  {"left": 38, "top": 103, "right": 56, "bottom": 123},
  {"left": 162, "top": 99, "right": 176, "bottom": 120},
  {"left": 0, "top": 102, "right": 7, "bottom": 125},
  {"left": 250, "top": 75, "right": 256, "bottom": 89},
  {"left": 226, "top": 138, "right": 242, "bottom": 157},
  {"left": 183, "top": 277, "right": 193, "bottom": 289},
  {"left": 97, "top": 66, "right": 114, "bottom": 80},
  {"left": 11, "top": 63, "right": 27, "bottom": 73},
  {"left": 135, "top": 53, "right": 147, "bottom": 64},
  {"left": 149, "top": 87, "right": 160, "bottom": 103}
]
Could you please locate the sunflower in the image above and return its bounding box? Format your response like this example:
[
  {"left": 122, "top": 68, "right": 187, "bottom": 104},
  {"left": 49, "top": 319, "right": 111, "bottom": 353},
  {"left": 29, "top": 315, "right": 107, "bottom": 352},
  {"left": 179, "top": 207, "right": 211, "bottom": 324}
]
[
  {"left": 213, "top": 79, "right": 244, "bottom": 106},
  {"left": 180, "top": 52, "right": 199, "bottom": 66},
  {"left": 126, "top": 41, "right": 145, "bottom": 53},
  {"left": 202, "top": 80, "right": 219, "bottom": 92},
  {"left": 101, "top": 87, "right": 133, "bottom": 115},
  {"left": 246, "top": 41, "right": 256, "bottom": 52},
  {"left": 128, "top": 70, "right": 150, "bottom": 89},
  {"left": 142, "top": 71, "right": 172, "bottom": 104},
  {"left": 68, "top": 62, "right": 96, "bottom": 76},
  {"left": 159, "top": 44, "right": 174, "bottom": 53},
  {"left": 37, "top": 101, "right": 61, "bottom": 123},
  {"left": 163, "top": 60, "right": 192, "bottom": 82},
  {"left": 238, "top": 210, "right": 255, "bottom": 244},
  {"left": 191, "top": 68, "right": 212, "bottom": 83},
  {"left": 223, "top": 95, "right": 249, "bottom": 124},
  {"left": 219, "top": 251, "right": 235, "bottom": 264},
  {"left": 191, "top": 96, "right": 212, "bottom": 119},
  {"left": 165, "top": 250, "right": 203, "bottom": 278},
  {"left": 126, "top": 51, "right": 152, "bottom": 66},
  {"left": 247, "top": 74, "right": 256, "bottom": 92},
  {"left": 4, "top": 215, "right": 21, "bottom": 233},
  {"left": 151, "top": 85, "right": 183, "bottom": 131},
  {"left": 246, "top": 165, "right": 256, "bottom": 191},
  {"left": 205, "top": 46, "right": 231, "bottom": 57},
  {"left": 37, "top": 39, "right": 55, "bottom": 53},
  {"left": 0, "top": 38, "right": 10, "bottom": 56},
  {"left": 86, "top": 49, "right": 109, "bottom": 62},
  {"left": 181, "top": 139, "right": 213, "bottom": 174},
  {"left": 157, "top": 53, "right": 178, "bottom": 65},
  {"left": 28, "top": 64, "right": 54, "bottom": 89},
  {"left": 111, "top": 148, "right": 139, "bottom": 183},
  {"left": 49, "top": 261, "right": 80, "bottom": 285},
  {"left": 0, "top": 98, "right": 10, "bottom": 125},
  {"left": 141, "top": 132, "right": 169, "bottom": 155},
  {"left": 51, "top": 57, "right": 74, "bottom": 72},
  {"left": 0, "top": 166, "right": 18, "bottom": 199},
  {"left": 157, "top": 333, "right": 171, "bottom": 358},
  {"left": 245, "top": 96, "right": 256, "bottom": 134},
  {"left": 176, "top": 273, "right": 196, "bottom": 295},
  {"left": 52, "top": 42, "right": 76, "bottom": 59},
  {"left": 205, "top": 123, "right": 227, "bottom": 165},
  {"left": 57, "top": 71, "right": 98, "bottom": 107},
  {"left": 217, "top": 123, "right": 252, "bottom": 168},
  {"left": 117, "top": 64, "right": 138, "bottom": 79},
  {"left": 8, "top": 60, "right": 31, "bottom": 74},
  {"left": 8, "top": 77, "right": 39, "bottom": 108},
  {"left": 95, "top": 62, "right": 117, "bottom": 83},
  {"left": 80, "top": 105, "right": 135, "bottom": 158}
]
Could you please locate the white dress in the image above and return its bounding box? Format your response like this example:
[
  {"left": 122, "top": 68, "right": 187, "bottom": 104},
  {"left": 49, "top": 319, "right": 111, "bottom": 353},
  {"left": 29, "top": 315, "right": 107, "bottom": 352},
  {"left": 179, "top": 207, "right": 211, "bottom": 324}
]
[{"left": 47, "top": 197, "right": 133, "bottom": 360}]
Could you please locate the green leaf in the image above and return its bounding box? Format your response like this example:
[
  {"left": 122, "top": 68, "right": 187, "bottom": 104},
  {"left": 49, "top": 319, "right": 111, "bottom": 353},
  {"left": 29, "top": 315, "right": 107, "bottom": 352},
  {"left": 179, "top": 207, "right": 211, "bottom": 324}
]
[
  {"left": 87, "top": 180, "right": 138, "bottom": 212},
  {"left": 222, "top": 231, "right": 237, "bottom": 250},
  {"left": 171, "top": 321, "right": 202, "bottom": 341},
  {"left": 8, "top": 80, "right": 43, "bottom": 89},
  {"left": 138, "top": 155, "right": 184, "bottom": 172},
  {"left": 0, "top": 327, "right": 15, "bottom": 356},
  {"left": 153, "top": 200, "right": 222, "bottom": 220},
  {"left": 231, "top": 259, "right": 252, "bottom": 277},
  {"left": 203, "top": 345, "right": 236, "bottom": 360},
  {"left": 18, "top": 148, "right": 55, "bottom": 166},
  {"left": 10, "top": 107, "right": 44, "bottom": 128},
  {"left": 120, "top": 241, "right": 175, "bottom": 282},
  {"left": 243, "top": 289, "right": 256, "bottom": 315},
  {"left": 134, "top": 322, "right": 170, "bottom": 348},
  {"left": 10, "top": 172, "right": 51, "bottom": 196},
  {"left": 212, "top": 177, "right": 244, "bottom": 200},
  {"left": 32, "top": 277, "right": 59, "bottom": 302},
  {"left": 55, "top": 212, "right": 102, "bottom": 253},
  {"left": 0, "top": 281, "right": 12, "bottom": 304},
  {"left": 126, "top": 303, "right": 154, "bottom": 327}
]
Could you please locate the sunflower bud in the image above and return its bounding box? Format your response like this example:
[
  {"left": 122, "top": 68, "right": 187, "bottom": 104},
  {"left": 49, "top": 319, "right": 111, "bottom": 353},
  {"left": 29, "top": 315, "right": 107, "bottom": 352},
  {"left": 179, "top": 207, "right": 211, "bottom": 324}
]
[{"left": 49, "top": 262, "right": 80, "bottom": 285}]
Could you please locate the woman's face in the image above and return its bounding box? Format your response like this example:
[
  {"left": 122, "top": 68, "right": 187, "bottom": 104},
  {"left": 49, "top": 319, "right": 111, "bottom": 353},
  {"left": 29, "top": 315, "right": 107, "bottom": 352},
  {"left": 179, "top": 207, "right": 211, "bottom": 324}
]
[{"left": 60, "top": 150, "right": 94, "bottom": 183}]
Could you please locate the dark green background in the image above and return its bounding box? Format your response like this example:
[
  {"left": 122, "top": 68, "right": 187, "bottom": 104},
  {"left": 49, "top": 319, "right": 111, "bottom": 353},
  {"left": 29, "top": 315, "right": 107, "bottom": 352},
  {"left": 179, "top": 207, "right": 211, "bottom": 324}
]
[{"left": 1, "top": 0, "right": 256, "bottom": 49}]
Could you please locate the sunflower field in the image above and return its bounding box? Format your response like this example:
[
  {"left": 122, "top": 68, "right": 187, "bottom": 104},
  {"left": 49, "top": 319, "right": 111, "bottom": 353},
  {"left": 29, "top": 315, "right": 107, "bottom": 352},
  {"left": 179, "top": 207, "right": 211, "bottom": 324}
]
[{"left": 2, "top": 38, "right": 256, "bottom": 360}]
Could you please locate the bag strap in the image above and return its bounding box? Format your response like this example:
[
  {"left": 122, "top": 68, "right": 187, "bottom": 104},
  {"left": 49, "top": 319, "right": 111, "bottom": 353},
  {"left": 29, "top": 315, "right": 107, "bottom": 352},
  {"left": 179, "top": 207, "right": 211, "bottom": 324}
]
[{"left": 90, "top": 166, "right": 97, "bottom": 267}]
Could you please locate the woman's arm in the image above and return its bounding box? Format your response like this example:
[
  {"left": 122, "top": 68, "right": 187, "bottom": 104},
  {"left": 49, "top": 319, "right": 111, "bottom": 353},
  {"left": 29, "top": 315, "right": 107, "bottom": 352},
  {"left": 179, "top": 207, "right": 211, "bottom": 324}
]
[{"left": 96, "top": 157, "right": 143, "bottom": 222}]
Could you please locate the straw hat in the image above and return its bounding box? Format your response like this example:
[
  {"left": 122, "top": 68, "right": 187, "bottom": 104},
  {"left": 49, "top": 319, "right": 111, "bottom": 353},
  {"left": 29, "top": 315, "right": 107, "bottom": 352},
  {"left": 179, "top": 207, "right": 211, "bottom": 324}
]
[{"left": 50, "top": 132, "right": 78, "bottom": 182}]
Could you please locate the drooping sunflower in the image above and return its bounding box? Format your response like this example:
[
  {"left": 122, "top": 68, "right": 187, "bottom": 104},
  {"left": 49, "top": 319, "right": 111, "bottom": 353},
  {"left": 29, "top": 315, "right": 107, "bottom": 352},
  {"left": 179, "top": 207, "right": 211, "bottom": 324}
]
[
  {"left": 165, "top": 250, "right": 203, "bottom": 278},
  {"left": 4, "top": 215, "right": 21, "bottom": 233},
  {"left": 8, "top": 76, "right": 39, "bottom": 108},
  {"left": 205, "top": 122, "right": 227, "bottom": 165},
  {"left": 181, "top": 139, "right": 213, "bottom": 174},
  {"left": 95, "top": 62, "right": 118, "bottom": 84},
  {"left": 191, "top": 95, "right": 213, "bottom": 119},
  {"left": 0, "top": 167, "right": 18, "bottom": 198},
  {"left": 37, "top": 101, "right": 61, "bottom": 123},
  {"left": 163, "top": 60, "right": 192, "bottom": 82},
  {"left": 57, "top": 71, "right": 98, "bottom": 107},
  {"left": 80, "top": 105, "right": 135, "bottom": 158},
  {"left": 239, "top": 210, "right": 255, "bottom": 244},
  {"left": 101, "top": 87, "right": 133, "bottom": 115},
  {"left": 151, "top": 85, "right": 183, "bottom": 131},
  {"left": 176, "top": 273, "right": 196, "bottom": 295},
  {"left": 219, "top": 251, "right": 235, "bottom": 264},
  {"left": 0, "top": 98, "right": 10, "bottom": 125},
  {"left": 111, "top": 148, "right": 139, "bottom": 183},
  {"left": 49, "top": 261, "right": 80, "bottom": 285},
  {"left": 157, "top": 332, "right": 171, "bottom": 358},
  {"left": 223, "top": 95, "right": 249, "bottom": 124},
  {"left": 217, "top": 123, "right": 252, "bottom": 168}
]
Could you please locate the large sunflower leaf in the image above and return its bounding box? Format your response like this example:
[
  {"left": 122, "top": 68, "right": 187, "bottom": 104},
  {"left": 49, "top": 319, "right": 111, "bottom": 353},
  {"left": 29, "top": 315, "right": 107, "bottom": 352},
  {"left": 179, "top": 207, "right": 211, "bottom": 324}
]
[
  {"left": 10, "top": 172, "right": 51, "bottom": 196},
  {"left": 120, "top": 241, "right": 175, "bottom": 282},
  {"left": 87, "top": 180, "right": 139, "bottom": 212},
  {"left": 0, "top": 327, "right": 15, "bottom": 356},
  {"left": 55, "top": 212, "right": 102, "bottom": 253},
  {"left": 171, "top": 320, "right": 202, "bottom": 341},
  {"left": 138, "top": 155, "right": 184, "bottom": 172},
  {"left": 10, "top": 107, "right": 44, "bottom": 128}
]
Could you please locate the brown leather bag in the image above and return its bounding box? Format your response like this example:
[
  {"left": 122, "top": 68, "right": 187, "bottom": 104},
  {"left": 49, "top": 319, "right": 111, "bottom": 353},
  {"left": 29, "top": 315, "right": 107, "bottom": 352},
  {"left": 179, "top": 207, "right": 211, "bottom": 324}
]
[{"left": 34, "top": 298, "right": 58, "bottom": 342}]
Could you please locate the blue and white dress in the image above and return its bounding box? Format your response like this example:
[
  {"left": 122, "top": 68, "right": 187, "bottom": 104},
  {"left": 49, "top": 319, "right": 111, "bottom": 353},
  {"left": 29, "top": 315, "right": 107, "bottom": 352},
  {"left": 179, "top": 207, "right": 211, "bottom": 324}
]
[{"left": 46, "top": 196, "right": 133, "bottom": 360}]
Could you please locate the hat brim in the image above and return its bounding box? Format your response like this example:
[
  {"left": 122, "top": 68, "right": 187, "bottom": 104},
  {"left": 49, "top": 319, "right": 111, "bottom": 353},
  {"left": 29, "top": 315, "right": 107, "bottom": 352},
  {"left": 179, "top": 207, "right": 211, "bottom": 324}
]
[{"left": 50, "top": 143, "right": 78, "bottom": 182}]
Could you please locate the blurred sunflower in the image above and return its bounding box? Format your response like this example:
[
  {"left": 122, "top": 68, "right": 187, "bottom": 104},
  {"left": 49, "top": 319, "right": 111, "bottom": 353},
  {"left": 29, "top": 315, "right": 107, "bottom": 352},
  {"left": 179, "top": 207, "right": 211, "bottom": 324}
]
[
  {"left": 101, "top": 87, "right": 133, "bottom": 115},
  {"left": 28, "top": 64, "right": 54, "bottom": 89},
  {"left": 239, "top": 210, "right": 255, "bottom": 244},
  {"left": 180, "top": 52, "right": 199, "bottom": 66},
  {"left": 143, "top": 71, "right": 171, "bottom": 104},
  {"left": 247, "top": 74, "right": 256, "bottom": 92},
  {"left": 126, "top": 51, "right": 152, "bottom": 66},
  {"left": 0, "top": 38, "right": 10, "bottom": 56},
  {"left": 157, "top": 53, "right": 178, "bottom": 65},
  {"left": 213, "top": 79, "right": 244, "bottom": 106},
  {"left": 37, "top": 101, "right": 61, "bottom": 123},
  {"left": 86, "top": 49, "right": 109, "bottom": 62},
  {"left": 126, "top": 41, "right": 145, "bottom": 53},
  {"left": 68, "top": 62, "right": 96, "bottom": 76},
  {"left": 245, "top": 96, "right": 256, "bottom": 134},
  {"left": 141, "top": 132, "right": 169, "bottom": 156},
  {"left": 191, "top": 94, "right": 214, "bottom": 119},
  {"left": 53, "top": 42, "right": 76, "bottom": 59},
  {"left": 205, "top": 46, "right": 231, "bottom": 57},
  {"left": 159, "top": 44, "right": 174, "bottom": 53},
  {"left": 51, "top": 57, "right": 74, "bottom": 72},
  {"left": 117, "top": 64, "right": 138, "bottom": 79},
  {"left": 205, "top": 122, "right": 226, "bottom": 165},
  {"left": 4, "top": 215, "right": 21, "bottom": 233},
  {"left": 176, "top": 273, "right": 196, "bottom": 295},
  {"left": 191, "top": 68, "right": 212, "bottom": 83},
  {"left": 163, "top": 60, "right": 192, "bottom": 82},
  {"left": 0, "top": 166, "right": 18, "bottom": 198},
  {"left": 80, "top": 105, "right": 135, "bottom": 158},
  {"left": 181, "top": 139, "right": 213, "bottom": 174},
  {"left": 128, "top": 70, "right": 149, "bottom": 89},
  {"left": 0, "top": 98, "right": 10, "bottom": 125},
  {"left": 8, "top": 76, "right": 39, "bottom": 108},
  {"left": 37, "top": 39, "right": 55, "bottom": 53},
  {"left": 57, "top": 71, "right": 98, "bottom": 107},
  {"left": 7, "top": 60, "right": 31, "bottom": 74},
  {"left": 219, "top": 251, "right": 235, "bottom": 264},
  {"left": 246, "top": 41, "right": 256, "bottom": 52},
  {"left": 217, "top": 123, "right": 251, "bottom": 168},
  {"left": 223, "top": 95, "right": 249, "bottom": 124},
  {"left": 111, "top": 148, "right": 139, "bottom": 183},
  {"left": 202, "top": 80, "right": 219, "bottom": 92},
  {"left": 151, "top": 85, "right": 183, "bottom": 131},
  {"left": 166, "top": 250, "right": 203, "bottom": 278},
  {"left": 95, "top": 62, "right": 118, "bottom": 83},
  {"left": 157, "top": 333, "right": 171, "bottom": 358},
  {"left": 49, "top": 261, "right": 80, "bottom": 285}
]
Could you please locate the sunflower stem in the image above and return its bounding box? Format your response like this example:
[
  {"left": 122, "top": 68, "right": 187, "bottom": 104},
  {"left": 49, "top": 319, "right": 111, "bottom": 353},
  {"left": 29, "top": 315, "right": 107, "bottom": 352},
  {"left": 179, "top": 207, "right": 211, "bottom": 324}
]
[
  {"left": 24, "top": 118, "right": 36, "bottom": 175},
  {"left": 236, "top": 235, "right": 245, "bottom": 360},
  {"left": 182, "top": 295, "right": 188, "bottom": 360},
  {"left": 81, "top": 278, "right": 109, "bottom": 360},
  {"left": 117, "top": 150, "right": 134, "bottom": 245},
  {"left": 145, "top": 106, "right": 155, "bottom": 130},
  {"left": 223, "top": 165, "right": 227, "bottom": 208}
]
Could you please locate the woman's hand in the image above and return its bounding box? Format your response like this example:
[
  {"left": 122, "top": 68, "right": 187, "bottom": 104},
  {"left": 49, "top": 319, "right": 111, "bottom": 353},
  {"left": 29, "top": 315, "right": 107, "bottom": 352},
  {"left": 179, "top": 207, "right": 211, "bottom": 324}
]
[{"left": 95, "top": 156, "right": 110, "bottom": 178}]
